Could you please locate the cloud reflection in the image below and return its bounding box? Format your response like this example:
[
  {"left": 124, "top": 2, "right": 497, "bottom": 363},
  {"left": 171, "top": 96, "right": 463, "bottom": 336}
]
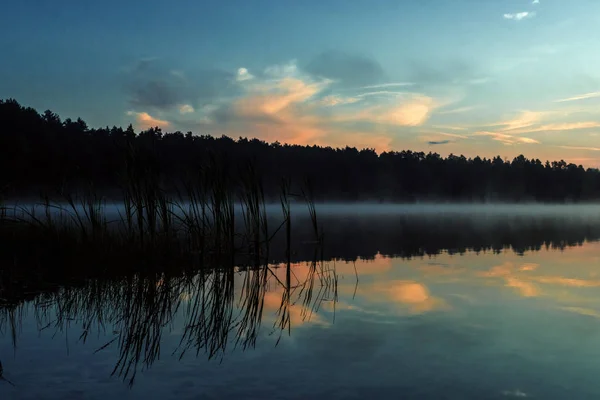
[{"left": 373, "top": 280, "right": 448, "bottom": 314}]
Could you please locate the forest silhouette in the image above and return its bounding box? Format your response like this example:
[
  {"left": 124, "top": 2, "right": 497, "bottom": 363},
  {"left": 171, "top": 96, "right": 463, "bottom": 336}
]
[{"left": 2, "top": 98, "right": 599, "bottom": 202}]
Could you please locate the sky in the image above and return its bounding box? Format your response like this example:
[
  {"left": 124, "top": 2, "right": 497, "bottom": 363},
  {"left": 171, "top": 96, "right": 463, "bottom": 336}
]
[{"left": 2, "top": 0, "right": 600, "bottom": 166}]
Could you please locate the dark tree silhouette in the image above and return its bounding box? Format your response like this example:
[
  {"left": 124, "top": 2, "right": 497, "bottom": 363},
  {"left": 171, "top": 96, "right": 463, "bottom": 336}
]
[{"left": 1, "top": 98, "right": 600, "bottom": 202}]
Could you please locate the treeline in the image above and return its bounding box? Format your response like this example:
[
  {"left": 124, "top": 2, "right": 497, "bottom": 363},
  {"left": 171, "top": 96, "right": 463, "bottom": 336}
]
[{"left": 1, "top": 98, "right": 600, "bottom": 202}]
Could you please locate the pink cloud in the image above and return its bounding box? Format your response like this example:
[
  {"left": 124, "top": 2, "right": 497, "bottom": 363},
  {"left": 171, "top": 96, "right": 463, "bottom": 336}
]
[
  {"left": 126, "top": 111, "right": 170, "bottom": 130},
  {"left": 337, "top": 95, "right": 437, "bottom": 127}
]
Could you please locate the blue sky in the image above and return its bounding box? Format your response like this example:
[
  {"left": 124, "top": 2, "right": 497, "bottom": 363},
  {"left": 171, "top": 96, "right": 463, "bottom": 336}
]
[{"left": 2, "top": 0, "right": 600, "bottom": 165}]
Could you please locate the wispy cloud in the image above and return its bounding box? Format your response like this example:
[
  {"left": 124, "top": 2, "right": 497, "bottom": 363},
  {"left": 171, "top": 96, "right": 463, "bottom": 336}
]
[
  {"left": 512, "top": 121, "right": 600, "bottom": 134},
  {"left": 420, "top": 131, "right": 470, "bottom": 140},
  {"left": 518, "top": 137, "right": 540, "bottom": 144},
  {"left": 466, "top": 77, "right": 491, "bottom": 85},
  {"left": 532, "top": 0, "right": 540, "bottom": 4},
  {"left": 319, "top": 95, "right": 361, "bottom": 106},
  {"left": 202, "top": 60, "right": 394, "bottom": 152},
  {"left": 438, "top": 105, "right": 481, "bottom": 115},
  {"left": 360, "top": 82, "right": 415, "bottom": 90},
  {"left": 236, "top": 67, "right": 254, "bottom": 82},
  {"left": 347, "top": 95, "right": 437, "bottom": 126},
  {"left": 561, "top": 307, "right": 600, "bottom": 319},
  {"left": 170, "top": 70, "right": 186, "bottom": 79},
  {"left": 384, "top": 97, "right": 437, "bottom": 126},
  {"left": 476, "top": 131, "right": 540, "bottom": 145},
  {"left": 431, "top": 125, "right": 468, "bottom": 131},
  {"left": 503, "top": 12, "right": 535, "bottom": 21},
  {"left": 235, "top": 76, "right": 328, "bottom": 115},
  {"left": 355, "top": 91, "right": 409, "bottom": 98},
  {"left": 126, "top": 111, "right": 170, "bottom": 130},
  {"left": 264, "top": 60, "right": 299, "bottom": 78},
  {"left": 438, "top": 132, "right": 469, "bottom": 139},
  {"left": 178, "top": 104, "right": 194, "bottom": 114},
  {"left": 554, "top": 91, "right": 600, "bottom": 103},
  {"left": 496, "top": 111, "right": 548, "bottom": 131},
  {"left": 558, "top": 145, "right": 600, "bottom": 151}
]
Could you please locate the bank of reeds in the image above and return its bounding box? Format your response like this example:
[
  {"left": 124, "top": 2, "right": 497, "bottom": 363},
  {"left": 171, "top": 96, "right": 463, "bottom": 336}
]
[
  {"left": 0, "top": 147, "right": 334, "bottom": 386},
  {"left": 0, "top": 147, "right": 323, "bottom": 277}
]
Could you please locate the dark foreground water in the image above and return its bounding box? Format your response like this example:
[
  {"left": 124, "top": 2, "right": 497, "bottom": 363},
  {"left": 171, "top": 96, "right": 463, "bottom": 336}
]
[{"left": 2, "top": 206, "right": 600, "bottom": 399}]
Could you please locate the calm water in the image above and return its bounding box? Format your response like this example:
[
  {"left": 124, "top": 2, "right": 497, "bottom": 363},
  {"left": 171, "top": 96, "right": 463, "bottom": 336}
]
[{"left": 2, "top": 206, "right": 600, "bottom": 399}]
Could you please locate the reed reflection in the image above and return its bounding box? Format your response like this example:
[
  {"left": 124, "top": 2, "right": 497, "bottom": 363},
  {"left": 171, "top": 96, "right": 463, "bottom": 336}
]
[{"left": 0, "top": 254, "right": 336, "bottom": 387}]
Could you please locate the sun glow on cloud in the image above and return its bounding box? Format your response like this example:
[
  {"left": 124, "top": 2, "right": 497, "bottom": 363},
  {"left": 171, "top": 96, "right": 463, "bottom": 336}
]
[
  {"left": 194, "top": 61, "right": 442, "bottom": 152},
  {"left": 121, "top": 49, "right": 600, "bottom": 167},
  {"left": 126, "top": 111, "right": 170, "bottom": 130}
]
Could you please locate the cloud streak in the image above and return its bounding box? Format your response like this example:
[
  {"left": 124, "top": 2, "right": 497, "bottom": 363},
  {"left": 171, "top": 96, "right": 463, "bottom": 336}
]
[
  {"left": 511, "top": 121, "right": 600, "bottom": 134},
  {"left": 319, "top": 95, "right": 361, "bottom": 106},
  {"left": 555, "top": 91, "right": 600, "bottom": 103},
  {"left": 438, "top": 105, "right": 481, "bottom": 115},
  {"left": 360, "top": 83, "right": 415, "bottom": 90},
  {"left": 475, "top": 131, "right": 540, "bottom": 145},
  {"left": 558, "top": 146, "right": 600, "bottom": 151},
  {"left": 503, "top": 12, "right": 535, "bottom": 21}
]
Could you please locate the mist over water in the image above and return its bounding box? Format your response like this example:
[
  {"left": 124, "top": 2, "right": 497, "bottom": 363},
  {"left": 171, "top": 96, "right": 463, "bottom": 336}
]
[{"left": 7, "top": 201, "right": 600, "bottom": 221}]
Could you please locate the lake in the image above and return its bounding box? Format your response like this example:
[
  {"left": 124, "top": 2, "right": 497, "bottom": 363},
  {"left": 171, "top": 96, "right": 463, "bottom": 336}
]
[{"left": 2, "top": 205, "right": 600, "bottom": 399}]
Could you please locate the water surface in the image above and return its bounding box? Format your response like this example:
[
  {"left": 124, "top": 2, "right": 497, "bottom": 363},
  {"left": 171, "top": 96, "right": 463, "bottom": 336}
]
[{"left": 2, "top": 207, "right": 600, "bottom": 399}]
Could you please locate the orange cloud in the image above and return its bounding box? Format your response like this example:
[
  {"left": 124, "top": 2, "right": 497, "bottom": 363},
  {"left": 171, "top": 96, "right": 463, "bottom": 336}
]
[
  {"left": 262, "top": 290, "right": 326, "bottom": 327},
  {"left": 478, "top": 262, "right": 540, "bottom": 297},
  {"left": 529, "top": 276, "right": 600, "bottom": 287},
  {"left": 126, "top": 111, "right": 170, "bottom": 130},
  {"left": 207, "top": 66, "right": 396, "bottom": 151},
  {"left": 520, "top": 263, "right": 539, "bottom": 271},
  {"left": 342, "top": 95, "right": 436, "bottom": 127},
  {"left": 478, "top": 261, "right": 514, "bottom": 278},
  {"left": 237, "top": 77, "right": 327, "bottom": 115},
  {"left": 496, "top": 110, "right": 548, "bottom": 131},
  {"left": 382, "top": 97, "right": 435, "bottom": 126},
  {"left": 320, "top": 131, "right": 393, "bottom": 152},
  {"left": 505, "top": 277, "right": 540, "bottom": 297}
]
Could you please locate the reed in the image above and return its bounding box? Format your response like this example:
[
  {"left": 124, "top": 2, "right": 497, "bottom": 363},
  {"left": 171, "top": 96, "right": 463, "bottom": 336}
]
[
  {"left": 0, "top": 255, "right": 337, "bottom": 386},
  {"left": 0, "top": 143, "right": 332, "bottom": 386}
]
